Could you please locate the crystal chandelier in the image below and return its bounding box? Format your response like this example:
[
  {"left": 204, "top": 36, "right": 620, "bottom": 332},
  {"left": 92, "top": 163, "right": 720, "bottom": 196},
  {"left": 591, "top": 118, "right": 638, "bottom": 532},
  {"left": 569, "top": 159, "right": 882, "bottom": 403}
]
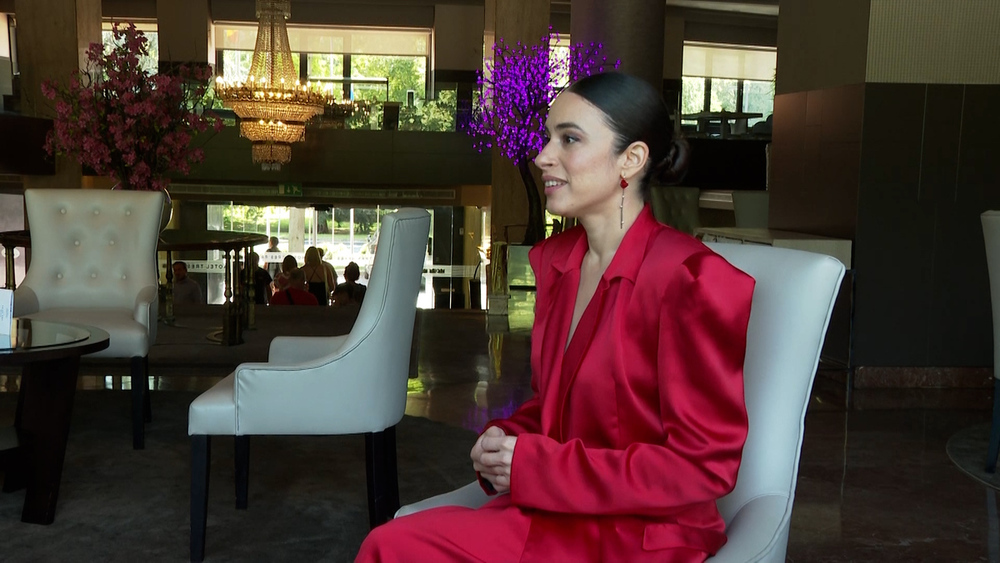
[{"left": 216, "top": 0, "right": 328, "bottom": 170}]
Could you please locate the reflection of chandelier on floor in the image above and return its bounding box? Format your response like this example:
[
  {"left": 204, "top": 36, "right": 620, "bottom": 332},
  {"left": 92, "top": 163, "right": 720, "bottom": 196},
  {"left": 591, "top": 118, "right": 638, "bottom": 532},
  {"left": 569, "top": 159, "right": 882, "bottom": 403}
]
[{"left": 216, "top": 0, "right": 328, "bottom": 170}]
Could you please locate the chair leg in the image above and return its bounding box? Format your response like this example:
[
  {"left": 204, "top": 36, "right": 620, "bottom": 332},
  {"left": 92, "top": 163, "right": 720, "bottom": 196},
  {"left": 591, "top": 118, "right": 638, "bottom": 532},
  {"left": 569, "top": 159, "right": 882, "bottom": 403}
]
[
  {"left": 365, "top": 428, "right": 399, "bottom": 528},
  {"left": 235, "top": 436, "right": 249, "bottom": 510},
  {"left": 131, "top": 357, "right": 145, "bottom": 450},
  {"left": 987, "top": 379, "right": 1000, "bottom": 472},
  {"left": 143, "top": 356, "right": 152, "bottom": 423},
  {"left": 365, "top": 431, "right": 385, "bottom": 529},
  {"left": 191, "top": 435, "right": 211, "bottom": 563},
  {"left": 384, "top": 425, "right": 400, "bottom": 516}
]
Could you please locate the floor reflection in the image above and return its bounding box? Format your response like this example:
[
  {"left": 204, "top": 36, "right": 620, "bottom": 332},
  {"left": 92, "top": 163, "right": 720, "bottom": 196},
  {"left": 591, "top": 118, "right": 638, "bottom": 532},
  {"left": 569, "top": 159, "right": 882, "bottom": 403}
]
[{"left": 0, "top": 309, "right": 996, "bottom": 560}]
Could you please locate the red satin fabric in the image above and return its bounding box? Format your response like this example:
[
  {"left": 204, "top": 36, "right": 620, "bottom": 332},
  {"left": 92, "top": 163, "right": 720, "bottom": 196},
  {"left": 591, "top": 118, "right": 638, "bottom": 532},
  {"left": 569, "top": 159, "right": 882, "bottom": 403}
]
[{"left": 357, "top": 206, "right": 754, "bottom": 562}]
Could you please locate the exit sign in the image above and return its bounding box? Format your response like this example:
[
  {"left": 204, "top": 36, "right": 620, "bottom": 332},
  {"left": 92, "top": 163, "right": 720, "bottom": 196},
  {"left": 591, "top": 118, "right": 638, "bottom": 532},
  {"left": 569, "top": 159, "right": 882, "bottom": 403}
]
[{"left": 278, "top": 183, "right": 303, "bottom": 196}]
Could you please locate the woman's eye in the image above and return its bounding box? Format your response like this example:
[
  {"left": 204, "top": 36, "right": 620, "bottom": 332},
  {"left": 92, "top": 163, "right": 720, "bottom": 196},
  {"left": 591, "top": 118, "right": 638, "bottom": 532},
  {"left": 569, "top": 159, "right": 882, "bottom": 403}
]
[{"left": 562, "top": 135, "right": 577, "bottom": 144}]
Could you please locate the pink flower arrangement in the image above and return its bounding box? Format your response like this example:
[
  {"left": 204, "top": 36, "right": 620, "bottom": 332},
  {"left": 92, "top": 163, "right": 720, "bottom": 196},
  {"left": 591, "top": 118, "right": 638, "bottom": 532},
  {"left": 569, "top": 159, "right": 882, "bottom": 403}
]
[{"left": 41, "top": 23, "right": 222, "bottom": 191}]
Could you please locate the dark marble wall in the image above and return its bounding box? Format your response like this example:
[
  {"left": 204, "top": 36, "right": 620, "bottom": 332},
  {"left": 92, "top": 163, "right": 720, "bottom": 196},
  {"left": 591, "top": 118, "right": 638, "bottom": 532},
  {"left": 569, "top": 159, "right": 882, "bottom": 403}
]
[
  {"left": 855, "top": 83, "right": 1000, "bottom": 367},
  {"left": 773, "top": 82, "right": 1000, "bottom": 369}
]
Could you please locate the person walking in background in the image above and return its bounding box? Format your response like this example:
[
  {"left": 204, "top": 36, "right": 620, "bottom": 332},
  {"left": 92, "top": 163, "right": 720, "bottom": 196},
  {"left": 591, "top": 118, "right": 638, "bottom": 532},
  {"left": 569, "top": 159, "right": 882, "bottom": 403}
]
[
  {"left": 247, "top": 252, "right": 272, "bottom": 305},
  {"left": 263, "top": 236, "right": 281, "bottom": 277},
  {"left": 172, "top": 261, "right": 203, "bottom": 305},
  {"left": 269, "top": 268, "right": 319, "bottom": 306}
]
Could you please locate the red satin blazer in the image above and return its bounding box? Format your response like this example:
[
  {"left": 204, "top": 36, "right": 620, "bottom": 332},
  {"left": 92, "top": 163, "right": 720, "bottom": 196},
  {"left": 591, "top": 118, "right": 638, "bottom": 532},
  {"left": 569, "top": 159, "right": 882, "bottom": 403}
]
[{"left": 484, "top": 206, "right": 755, "bottom": 561}]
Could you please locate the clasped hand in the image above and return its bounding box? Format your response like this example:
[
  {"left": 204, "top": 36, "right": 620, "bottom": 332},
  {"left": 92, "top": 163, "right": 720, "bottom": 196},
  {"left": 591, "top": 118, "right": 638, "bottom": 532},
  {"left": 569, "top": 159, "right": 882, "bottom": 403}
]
[{"left": 470, "top": 426, "right": 517, "bottom": 494}]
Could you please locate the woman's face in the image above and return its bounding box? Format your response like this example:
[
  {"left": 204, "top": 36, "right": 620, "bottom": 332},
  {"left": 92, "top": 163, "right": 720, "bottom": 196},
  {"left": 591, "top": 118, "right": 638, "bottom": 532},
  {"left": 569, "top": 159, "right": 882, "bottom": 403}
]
[{"left": 535, "top": 92, "right": 625, "bottom": 220}]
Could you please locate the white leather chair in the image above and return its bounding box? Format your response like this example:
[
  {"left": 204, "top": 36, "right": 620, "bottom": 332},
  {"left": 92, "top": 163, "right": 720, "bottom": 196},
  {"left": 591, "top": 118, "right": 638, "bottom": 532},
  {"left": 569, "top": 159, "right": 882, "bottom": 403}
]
[
  {"left": 187, "top": 208, "right": 430, "bottom": 562},
  {"left": 981, "top": 211, "right": 1000, "bottom": 472},
  {"left": 395, "top": 243, "right": 846, "bottom": 563},
  {"left": 14, "top": 188, "right": 164, "bottom": 450}
]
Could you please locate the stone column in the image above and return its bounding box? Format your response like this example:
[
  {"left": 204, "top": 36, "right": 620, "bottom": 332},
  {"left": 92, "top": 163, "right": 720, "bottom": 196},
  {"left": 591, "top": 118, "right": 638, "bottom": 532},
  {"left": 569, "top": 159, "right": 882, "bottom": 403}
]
[
  {"left": 14, "top": 0, "right": 101, "bottom": 189},
  {"left": 571, "top": 0, "right": 665, "bottom": 92}
]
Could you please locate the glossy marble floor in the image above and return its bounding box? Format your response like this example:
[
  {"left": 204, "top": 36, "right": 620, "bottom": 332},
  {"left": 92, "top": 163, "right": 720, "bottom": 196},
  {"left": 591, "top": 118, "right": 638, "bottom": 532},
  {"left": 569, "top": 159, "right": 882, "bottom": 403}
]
[{"left": 1, "top": 306, "right": 996, "bottom": 561}]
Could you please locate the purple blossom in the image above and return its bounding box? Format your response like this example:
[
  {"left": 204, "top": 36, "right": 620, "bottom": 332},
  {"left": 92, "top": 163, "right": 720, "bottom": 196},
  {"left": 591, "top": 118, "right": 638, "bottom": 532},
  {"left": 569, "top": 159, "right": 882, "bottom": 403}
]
[{"left": 467, "top": 31, "right": 619, "bottom": 164}]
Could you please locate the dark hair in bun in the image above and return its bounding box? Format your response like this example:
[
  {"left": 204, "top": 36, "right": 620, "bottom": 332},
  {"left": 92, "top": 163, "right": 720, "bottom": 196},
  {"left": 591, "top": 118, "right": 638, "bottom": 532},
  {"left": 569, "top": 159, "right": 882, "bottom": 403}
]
[{"left": 564, "top": 72, "right": 689, "bottom": 198}]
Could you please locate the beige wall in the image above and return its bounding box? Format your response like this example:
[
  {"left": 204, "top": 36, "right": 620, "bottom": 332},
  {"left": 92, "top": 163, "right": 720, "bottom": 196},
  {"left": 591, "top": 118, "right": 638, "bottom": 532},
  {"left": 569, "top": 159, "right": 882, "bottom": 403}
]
[
  {"left": 434, "top": 4, "right": 484, "bottom": 71},
  {"left": 776, "top": 0, "right": 870, "bottom": 95},
  {"left": 662, "top": 14, "right": 684, "bottom": 80},
  {"left": 866, "top": 0, "right": 1000, "bottom": 84},
  {"left": 156, "top": 0, "right": 211, "bottom": 64}
]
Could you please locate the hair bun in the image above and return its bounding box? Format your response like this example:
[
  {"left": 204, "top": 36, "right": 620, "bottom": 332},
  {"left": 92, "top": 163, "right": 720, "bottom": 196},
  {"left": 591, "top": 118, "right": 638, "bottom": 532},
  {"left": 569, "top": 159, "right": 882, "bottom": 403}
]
[{"left": 654, "top": 138, "right": 690, "bottom": 185}]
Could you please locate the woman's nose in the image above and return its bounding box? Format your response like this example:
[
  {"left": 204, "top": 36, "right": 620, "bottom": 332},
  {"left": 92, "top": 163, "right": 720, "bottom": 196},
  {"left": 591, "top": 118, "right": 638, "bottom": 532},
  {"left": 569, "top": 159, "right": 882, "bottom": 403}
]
[{"left": 534, "top": 140, "right": 554, "bottom": 168}]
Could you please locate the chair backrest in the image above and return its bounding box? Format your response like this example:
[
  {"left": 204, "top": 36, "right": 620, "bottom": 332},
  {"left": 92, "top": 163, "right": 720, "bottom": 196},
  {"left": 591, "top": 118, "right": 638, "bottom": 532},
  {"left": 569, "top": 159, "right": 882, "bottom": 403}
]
[
  {"left": 21, "top": 188, "right": 164, "bottom": 310},
  {"left": 336, "top": 208, "right": 430, "bottom": 419},
  {"left": 982, "top": 211, "right": 1000, "bottom": 380},
  {"left": 649, "top": 185, "right": 701, "bottom": 234},
  {"left": 705, "top": 243, "right": 845, "bottom": 559}
]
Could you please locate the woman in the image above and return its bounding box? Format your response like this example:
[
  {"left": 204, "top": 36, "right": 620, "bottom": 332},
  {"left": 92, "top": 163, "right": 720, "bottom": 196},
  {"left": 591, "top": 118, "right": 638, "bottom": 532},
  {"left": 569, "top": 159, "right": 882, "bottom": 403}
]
[
  {"left": 301, "top": 246, "right": 337, "bottom": 306},
  {"left": 270, "top": 254, "right": 297, "bottom": 295},
  {"left": 333, "top": 261, "right": 366, "bottom": 306},
  {"left": 357, "top": 72, "right": 755, "bottom": 562}
]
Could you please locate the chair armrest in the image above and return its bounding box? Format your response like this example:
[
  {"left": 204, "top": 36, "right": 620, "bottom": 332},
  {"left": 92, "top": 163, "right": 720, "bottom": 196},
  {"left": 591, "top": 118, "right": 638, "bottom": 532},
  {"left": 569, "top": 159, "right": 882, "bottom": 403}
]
[
  {"left": 394, "top": 481, "right": 493, "bottom": 519},
  {"left": 268, "top": 335, "right": 349, "bottom": 364},
  {"left": 708, "top": 494, "right": 790, "bottom": 563},
  {"left": 12, "top": 286, "right": 39, "bottom": 317},
  {"left": 133, "top": 285, "right": 158, "bottom": 328}
]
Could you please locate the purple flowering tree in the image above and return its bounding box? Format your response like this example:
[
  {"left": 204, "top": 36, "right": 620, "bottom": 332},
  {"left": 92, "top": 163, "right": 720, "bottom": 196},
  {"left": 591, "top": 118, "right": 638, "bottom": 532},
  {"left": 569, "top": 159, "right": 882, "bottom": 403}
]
[{"left": 468, "top": 33, "right": 618, "bottom": 245}]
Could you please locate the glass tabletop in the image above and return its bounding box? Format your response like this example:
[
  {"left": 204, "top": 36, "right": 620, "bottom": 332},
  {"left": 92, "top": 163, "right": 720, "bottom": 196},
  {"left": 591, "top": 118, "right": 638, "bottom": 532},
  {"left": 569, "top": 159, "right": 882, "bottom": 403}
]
[{"left": 0, "top": 318, "right": 91, "bottom": 352}]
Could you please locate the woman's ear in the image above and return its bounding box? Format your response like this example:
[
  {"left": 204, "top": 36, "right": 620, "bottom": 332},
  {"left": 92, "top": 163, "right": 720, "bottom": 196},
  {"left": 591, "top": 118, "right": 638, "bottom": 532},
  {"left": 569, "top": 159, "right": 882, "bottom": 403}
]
[{"left": 620, "top": 141, "right": 649, "bottom": 182}]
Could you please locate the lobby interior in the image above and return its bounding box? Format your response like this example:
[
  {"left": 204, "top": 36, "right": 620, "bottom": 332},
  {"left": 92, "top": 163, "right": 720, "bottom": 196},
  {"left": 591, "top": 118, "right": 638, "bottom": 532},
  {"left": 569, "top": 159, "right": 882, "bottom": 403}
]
[{"left": 2, "top": 0, "right": 1000, "bottom": 561}]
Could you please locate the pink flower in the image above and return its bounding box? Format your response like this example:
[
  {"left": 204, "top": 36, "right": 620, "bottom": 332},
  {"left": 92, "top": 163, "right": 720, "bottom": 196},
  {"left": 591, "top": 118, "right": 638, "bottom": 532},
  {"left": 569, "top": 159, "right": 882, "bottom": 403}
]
[{"left": 42, "top": 22, "right": 223, "bottom": 190}]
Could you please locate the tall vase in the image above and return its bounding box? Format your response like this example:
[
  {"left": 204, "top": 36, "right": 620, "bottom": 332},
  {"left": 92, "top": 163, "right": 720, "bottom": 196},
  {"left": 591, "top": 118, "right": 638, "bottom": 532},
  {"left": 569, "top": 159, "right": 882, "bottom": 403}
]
[
  {"left": 159, "top": 188, "right": 173, "bottom": 231},
  {"left": 111, "top": 181, "right": 173, "bottom": 232}
]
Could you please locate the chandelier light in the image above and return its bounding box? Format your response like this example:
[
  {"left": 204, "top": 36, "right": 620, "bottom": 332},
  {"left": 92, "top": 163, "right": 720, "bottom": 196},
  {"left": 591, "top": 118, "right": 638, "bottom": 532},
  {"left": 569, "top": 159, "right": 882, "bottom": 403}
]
[{"left": 216, "top": 0, "right": 331, "bottom": 170}]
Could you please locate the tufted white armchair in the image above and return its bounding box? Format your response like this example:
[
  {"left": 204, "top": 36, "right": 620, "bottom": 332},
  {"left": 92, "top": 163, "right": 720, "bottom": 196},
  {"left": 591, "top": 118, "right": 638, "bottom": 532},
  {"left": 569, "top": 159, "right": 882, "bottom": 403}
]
[
  {"left": 187, "top": 208, "right": 431, "bottom": 562},
  {"left": 14, "top": 188, "right": 164, "bottom": 450},
  {"left": 394, "top": 244, "right": 845, "bottom": 563}
]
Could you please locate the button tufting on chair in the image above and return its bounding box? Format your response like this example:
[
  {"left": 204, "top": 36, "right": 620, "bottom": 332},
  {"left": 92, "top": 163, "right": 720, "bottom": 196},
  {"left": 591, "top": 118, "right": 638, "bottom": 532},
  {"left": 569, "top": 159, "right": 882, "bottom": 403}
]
[{"left": 15, "top": 189, "right": 165, "bottom": 451}]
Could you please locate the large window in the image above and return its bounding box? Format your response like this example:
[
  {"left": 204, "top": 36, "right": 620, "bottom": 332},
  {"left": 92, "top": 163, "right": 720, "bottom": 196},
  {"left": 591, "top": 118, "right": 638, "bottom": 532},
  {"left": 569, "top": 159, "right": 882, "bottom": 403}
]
[
  {"left": 102, "top": 20, "right": 158, "bottom": 75},
  {"left": 681, "top": 42, "right": 775, "bottom": 130},
  {"left": 215, "top": 24, "right": 429, "bottom": 104}
]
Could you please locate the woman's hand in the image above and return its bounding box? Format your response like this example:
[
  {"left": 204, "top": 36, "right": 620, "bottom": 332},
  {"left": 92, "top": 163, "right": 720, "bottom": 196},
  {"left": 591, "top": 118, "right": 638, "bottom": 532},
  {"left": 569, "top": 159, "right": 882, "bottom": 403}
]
[{"left": 470, "top": 426, "right": 517, "bottom": 494}]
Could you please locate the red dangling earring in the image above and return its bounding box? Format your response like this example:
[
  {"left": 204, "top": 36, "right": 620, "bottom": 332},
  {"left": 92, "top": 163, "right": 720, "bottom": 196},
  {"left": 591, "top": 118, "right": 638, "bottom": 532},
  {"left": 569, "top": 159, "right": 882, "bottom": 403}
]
[{"left": 619, "top": 177, "right": 628, "bottom": 228}]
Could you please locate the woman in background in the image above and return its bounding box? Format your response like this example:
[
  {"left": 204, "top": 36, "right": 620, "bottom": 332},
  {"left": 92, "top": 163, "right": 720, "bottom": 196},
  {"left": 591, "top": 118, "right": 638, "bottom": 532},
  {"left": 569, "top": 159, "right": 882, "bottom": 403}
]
[{"left": 301, "top": 246, "right": 337, "bottom": 306}]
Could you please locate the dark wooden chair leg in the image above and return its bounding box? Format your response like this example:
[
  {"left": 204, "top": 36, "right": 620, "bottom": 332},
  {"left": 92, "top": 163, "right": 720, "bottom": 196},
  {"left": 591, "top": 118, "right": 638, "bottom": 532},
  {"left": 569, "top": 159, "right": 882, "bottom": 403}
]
[
  {"left": 384, "top": 425, "right": 400, "bottom": 517},
  {"left": 365, "top": 431, "right": 389, "bottom": 529},
  {"left": 143, "top": 356, "right": 152, "bottom": 423},
  {"left": 131, "top": 357, "right": 145, "bottom": 450},
  {"left": 191, "top": 435, "right": 211, "bottom": 563},
  {"left": 235, "top": 436, "right": 249, "bottom": 509},
  {"left": 987, "top": 379, "right": 1000, "bottom": 472}
]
